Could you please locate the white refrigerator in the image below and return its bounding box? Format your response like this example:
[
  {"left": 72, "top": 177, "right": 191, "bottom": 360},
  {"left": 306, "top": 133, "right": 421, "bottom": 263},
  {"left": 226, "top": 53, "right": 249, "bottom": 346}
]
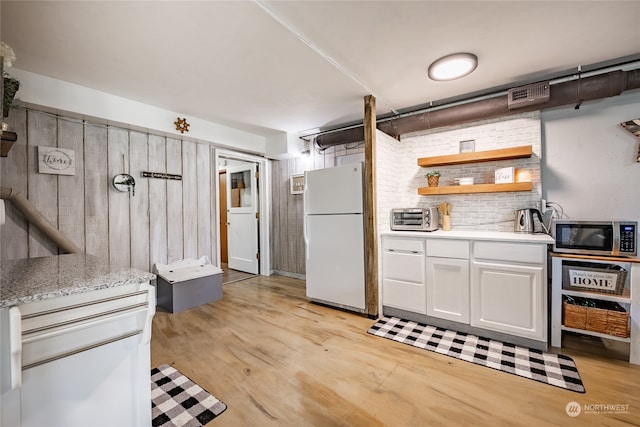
[{"left": 303, "top": 163, "right": 366, "bottom": 312}]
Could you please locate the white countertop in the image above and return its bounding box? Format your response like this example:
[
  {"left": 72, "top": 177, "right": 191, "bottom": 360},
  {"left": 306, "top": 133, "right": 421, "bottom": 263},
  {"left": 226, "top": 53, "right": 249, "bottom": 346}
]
[
  {"left": 0, "top": 254, "right": 156, "bottom": 308},
  {"left": 381, "top": 229, "right": 555, "bottom": 244}
]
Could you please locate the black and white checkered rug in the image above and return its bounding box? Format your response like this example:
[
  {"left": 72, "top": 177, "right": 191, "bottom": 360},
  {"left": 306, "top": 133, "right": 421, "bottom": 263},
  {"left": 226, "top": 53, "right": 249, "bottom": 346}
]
[
  {"left": 151, "top": 364, "right": 227, "bottom": 426},
  {"left": 368, "top": 316, "right": 585, "bottom": 393}
]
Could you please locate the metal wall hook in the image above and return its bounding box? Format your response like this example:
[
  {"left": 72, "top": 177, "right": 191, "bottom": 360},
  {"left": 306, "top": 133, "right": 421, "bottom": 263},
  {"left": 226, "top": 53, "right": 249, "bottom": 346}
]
[{"left": 112, "top": 173, "right": 136, "bottom": 197}]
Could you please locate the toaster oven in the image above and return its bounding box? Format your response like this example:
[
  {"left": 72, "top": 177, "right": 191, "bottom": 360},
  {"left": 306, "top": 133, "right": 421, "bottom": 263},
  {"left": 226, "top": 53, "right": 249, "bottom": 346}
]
[{"left": 390, "top": 208, "right": 439, "bottom": 231}]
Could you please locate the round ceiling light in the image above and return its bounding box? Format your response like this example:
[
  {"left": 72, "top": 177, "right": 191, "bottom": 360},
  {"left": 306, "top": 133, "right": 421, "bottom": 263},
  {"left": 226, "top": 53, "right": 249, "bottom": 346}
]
[{"left": 428, "top": 53, "right": 478, "bottom": 81}]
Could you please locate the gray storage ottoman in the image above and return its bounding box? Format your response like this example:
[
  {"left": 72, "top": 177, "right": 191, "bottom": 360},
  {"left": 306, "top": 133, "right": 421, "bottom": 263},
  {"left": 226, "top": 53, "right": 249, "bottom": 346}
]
[{"left": 155, "top": 260, "right": 223, "bottom": 313}]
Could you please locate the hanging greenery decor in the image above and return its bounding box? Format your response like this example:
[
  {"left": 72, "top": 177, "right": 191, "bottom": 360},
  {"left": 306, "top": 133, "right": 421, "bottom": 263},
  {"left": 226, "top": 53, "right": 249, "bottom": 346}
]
[
  {"left": 3, "top": 77, "right": 19, "bottom": 118},
  {"left": 1, "top": 41, "right": 19, "bottom": 118}
]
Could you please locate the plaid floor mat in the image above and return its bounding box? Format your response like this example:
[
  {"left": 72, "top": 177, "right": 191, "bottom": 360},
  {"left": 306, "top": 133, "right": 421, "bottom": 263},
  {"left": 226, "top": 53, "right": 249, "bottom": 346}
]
[
  {"left": 151, "top": 364, "right": 227, "bottom": 426},
  {"left": 368, "top": 316, "right": 585, "bottom": 393}
]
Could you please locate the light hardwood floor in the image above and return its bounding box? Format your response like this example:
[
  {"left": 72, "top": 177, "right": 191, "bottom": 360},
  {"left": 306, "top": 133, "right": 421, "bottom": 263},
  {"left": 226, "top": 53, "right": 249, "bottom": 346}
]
[
  {"left": 151, "top": 275, "right": 640, "bottom": 426},
  {"left": 220, "top": 262, "right": 257, "bottom": 285}
]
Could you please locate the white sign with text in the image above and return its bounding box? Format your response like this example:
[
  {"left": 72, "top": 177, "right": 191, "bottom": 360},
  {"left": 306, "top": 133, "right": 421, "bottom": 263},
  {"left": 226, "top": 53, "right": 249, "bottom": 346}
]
[
  {"left": 38, "top": 146, "right": 75, "bottom": 175},
  {"left": 494, "top": 166, "right": 514, "bottom": 184}
]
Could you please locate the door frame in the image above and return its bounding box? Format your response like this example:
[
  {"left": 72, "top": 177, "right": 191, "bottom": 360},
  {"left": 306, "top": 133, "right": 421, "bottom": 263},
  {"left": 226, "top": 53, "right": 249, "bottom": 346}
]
[
  {"left": 218, "top": 170, "right": 228, "bottom": 263},
  {"left": 214, "top": 148, "right": 271, "bottom": 276}
]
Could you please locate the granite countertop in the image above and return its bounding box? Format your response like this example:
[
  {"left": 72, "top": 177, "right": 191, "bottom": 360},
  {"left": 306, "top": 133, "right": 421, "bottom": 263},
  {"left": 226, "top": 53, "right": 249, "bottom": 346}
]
[
  {"left": 381, "top": 229, "right": 555, "bottom": 244},
  {"left": 0, "top": 254, "right": 156, "bottom": 308}
]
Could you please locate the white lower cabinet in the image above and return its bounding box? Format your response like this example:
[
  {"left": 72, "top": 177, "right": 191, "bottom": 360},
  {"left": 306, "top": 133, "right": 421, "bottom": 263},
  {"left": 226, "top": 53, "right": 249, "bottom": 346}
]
[
  {"left": 381, "top": 235, "right": 549, "bottom": 345},
  {"left": 426, "top": 239, "right": 470, "bottom": 323},
  {"left": 1, "top": 283, "right": 155, "bottom": 427},
  {"left": 382, "top": 237, "right": 426, "bottom": 314},
  {"left": 470, "top": 241, "right": 546, "bottom": 341}
]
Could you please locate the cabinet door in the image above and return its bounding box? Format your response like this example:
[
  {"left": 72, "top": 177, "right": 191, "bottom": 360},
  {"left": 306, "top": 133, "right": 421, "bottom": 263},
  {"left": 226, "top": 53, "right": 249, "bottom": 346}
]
[
  {"left": 470, "top": 261, "right": 545, "bottom": 341},
  {"left": 382, "top": 242, "right": 426, "bottom": 314},
  {"left": 426, "top": 257, "right": 469, "bottom": 323}
]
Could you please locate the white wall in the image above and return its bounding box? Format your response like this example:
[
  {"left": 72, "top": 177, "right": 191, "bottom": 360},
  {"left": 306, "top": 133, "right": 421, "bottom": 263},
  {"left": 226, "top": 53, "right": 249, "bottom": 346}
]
[
  {"left": 10, "top": 68, "right": 267, "bottom": 155},
  {"left": 541, "top": 91, "right": 640, "bottom": 222},
  {"left": 376, "top": 130, "right": 404, "bottom": 233}
]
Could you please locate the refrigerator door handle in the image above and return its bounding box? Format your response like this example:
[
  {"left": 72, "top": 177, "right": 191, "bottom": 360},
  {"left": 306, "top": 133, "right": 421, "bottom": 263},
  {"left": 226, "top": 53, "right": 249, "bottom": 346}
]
[
  {"left": 302, "top": 172, "right": 309, "bottom": 215},
  {"left": 303, "top": 214, "right": 309, "bottom": 261}
]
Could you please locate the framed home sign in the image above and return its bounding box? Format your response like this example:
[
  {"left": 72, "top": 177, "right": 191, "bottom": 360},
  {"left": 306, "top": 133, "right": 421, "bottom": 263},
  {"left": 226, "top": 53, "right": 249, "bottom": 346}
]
[
  {"left": 290, "top": 174, "right": 305, "bottom": 194},
  {"left": 38, "top": 146, "right": 75, "bottom": 175}
]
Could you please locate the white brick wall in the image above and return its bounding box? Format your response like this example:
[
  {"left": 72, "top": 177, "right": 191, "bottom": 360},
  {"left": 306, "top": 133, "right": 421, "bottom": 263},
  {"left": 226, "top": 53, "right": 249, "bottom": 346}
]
[
  {"left": 376, "top": 111, "right": 542, "bottom": 232},
  {"left": 376, "top": 130, "right": 404, "bottom": 232}
]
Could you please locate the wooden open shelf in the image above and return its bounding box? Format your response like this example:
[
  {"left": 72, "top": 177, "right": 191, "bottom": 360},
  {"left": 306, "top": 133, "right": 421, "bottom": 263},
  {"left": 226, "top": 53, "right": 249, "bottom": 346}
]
[
  {"left": 417, "top": 145, "right": 532, "bottom": 167},
  {"left": 418, "top": 182, "right": 533, "bottom": 196},
  {"left": 1, "top": 131, "right": 17, "bottom": 157},
  {"left": 560, "top": 325, "right": 631, "bottom": 343},
  {"left": 561, "top": 287, "right": 631, "bottom": 304},
  {"left": 550, "top": 252, "right": 640, "bottom": 264}
]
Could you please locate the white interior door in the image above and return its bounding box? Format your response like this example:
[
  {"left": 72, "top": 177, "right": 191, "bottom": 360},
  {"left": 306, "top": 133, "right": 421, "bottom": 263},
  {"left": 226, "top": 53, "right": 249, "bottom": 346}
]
[{"left": 226, "top": 162, "right": 259, "bottom": 274}]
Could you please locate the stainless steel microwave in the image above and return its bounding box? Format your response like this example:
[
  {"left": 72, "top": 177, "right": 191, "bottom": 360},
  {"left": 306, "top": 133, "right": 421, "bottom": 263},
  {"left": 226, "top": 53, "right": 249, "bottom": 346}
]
[
  {"left": 552, "top": 220, "right": 637, "bottom": 257},
  {"left": 390, "top": 208, "right": 439, "bottom": 231}
]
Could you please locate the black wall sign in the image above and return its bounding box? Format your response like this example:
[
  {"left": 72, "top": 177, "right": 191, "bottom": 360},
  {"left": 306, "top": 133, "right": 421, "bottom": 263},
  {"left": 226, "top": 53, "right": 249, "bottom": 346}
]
[{"left": 142, "top": 171, "right": 182, "bottom": 180}]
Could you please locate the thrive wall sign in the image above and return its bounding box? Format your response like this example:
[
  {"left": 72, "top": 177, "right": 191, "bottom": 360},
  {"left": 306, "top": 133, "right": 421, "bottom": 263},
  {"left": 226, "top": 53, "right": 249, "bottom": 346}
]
[{"left": 38, "top": 146, "right": 75, "bottom": 176}]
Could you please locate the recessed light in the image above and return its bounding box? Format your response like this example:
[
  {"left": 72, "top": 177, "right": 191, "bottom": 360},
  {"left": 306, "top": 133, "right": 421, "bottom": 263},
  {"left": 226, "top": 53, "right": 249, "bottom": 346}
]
[{"left": 428, "top": 53, "right": 478, "bottom": 81}]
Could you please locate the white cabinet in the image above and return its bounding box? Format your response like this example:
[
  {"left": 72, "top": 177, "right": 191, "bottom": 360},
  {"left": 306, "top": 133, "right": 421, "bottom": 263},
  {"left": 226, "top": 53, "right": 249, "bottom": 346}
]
[
  {"left": 1, "top": 282, "right": 155, "bottom": 427},
  {"left": 470, "top": 261, "right": 545, "bottom": 340},
  {"left": 426, "top": 239, "right": 470, "bottom": 323},
  {"left": 382, "top": 237, "right": 426, "bottom": 313},
  {"left": 470, "top": 241, "right": 547, "bottom": 342},
  {"left": 380, "top": 233, "right": 551, "bottom": 347}
]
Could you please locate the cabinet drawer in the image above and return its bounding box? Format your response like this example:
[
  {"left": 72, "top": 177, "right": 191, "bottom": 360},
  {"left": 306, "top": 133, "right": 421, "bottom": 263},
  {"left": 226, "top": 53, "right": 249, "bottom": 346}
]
[
  {"left": 21, "top": 307, "right": 147, "bottom": 369},
  {"left": 382, "top": 237, "right": 424, "bottom": 253},
  {"left": 473, "top": 241, "right": 545, "bottom": 264},
  {"left": 20, "top": 283, "right": 151, "bottom": 334},
  {"left": 427, "top": 239, "right": 469, "bottom": 259},
  {"left": 383, "top": 279, "right": 426, "bottom": 314},
  {"left": 382, "top": 251, "right": 425, "bottom": 284}
]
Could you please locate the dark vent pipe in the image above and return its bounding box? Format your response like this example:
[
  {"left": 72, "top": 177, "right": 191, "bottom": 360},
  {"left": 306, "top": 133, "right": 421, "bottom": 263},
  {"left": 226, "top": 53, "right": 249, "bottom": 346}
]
[{"left": 314, "top": 69, "right": 640, "bottom": 149}]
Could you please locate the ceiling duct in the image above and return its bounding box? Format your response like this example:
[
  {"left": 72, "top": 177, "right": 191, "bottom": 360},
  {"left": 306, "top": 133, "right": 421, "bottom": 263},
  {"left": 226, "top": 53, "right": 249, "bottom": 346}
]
[
  {"left": 314, "top": 69, "right": 640, "bottom": 150},
  {"left": 507, "top": 81, "right": 550, "bottom": 109}
]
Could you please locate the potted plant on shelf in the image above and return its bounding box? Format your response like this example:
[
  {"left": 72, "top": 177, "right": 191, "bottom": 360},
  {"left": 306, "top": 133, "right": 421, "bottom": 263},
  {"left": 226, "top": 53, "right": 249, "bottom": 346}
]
[{"left": 425, "top": 170, "right": 440, "bottom": 187}]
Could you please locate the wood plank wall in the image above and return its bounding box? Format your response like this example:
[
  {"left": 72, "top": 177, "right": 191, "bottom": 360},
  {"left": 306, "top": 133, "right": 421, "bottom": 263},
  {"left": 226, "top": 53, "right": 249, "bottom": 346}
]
[
  {"left": 0, "top": 108, "right": 216, "bottom": 271},
  {"left": 270, "top": 143, "right": 365, "bottom": 276},
  {"left": 270, "top": 156, "right": 305, "bottom": 276}
]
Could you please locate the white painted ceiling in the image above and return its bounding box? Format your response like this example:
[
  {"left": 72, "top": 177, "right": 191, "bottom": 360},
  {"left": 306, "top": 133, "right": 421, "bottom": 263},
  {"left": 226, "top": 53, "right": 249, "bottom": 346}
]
[{"left": 2, "top": 1, "right": 640, "bottom": 138}]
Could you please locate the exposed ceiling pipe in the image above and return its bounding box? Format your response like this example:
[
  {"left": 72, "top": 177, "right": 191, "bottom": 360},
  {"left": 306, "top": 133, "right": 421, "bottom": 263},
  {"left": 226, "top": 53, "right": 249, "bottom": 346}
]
[{"left": 314, "top": 69, "right": 640, "bottom": 149}]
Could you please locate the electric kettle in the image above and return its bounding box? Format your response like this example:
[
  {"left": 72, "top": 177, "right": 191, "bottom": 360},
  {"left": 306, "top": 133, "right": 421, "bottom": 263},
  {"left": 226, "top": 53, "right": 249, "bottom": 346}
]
[{"left": 514, "top": 208, "right": 545, "bottom": 233}]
